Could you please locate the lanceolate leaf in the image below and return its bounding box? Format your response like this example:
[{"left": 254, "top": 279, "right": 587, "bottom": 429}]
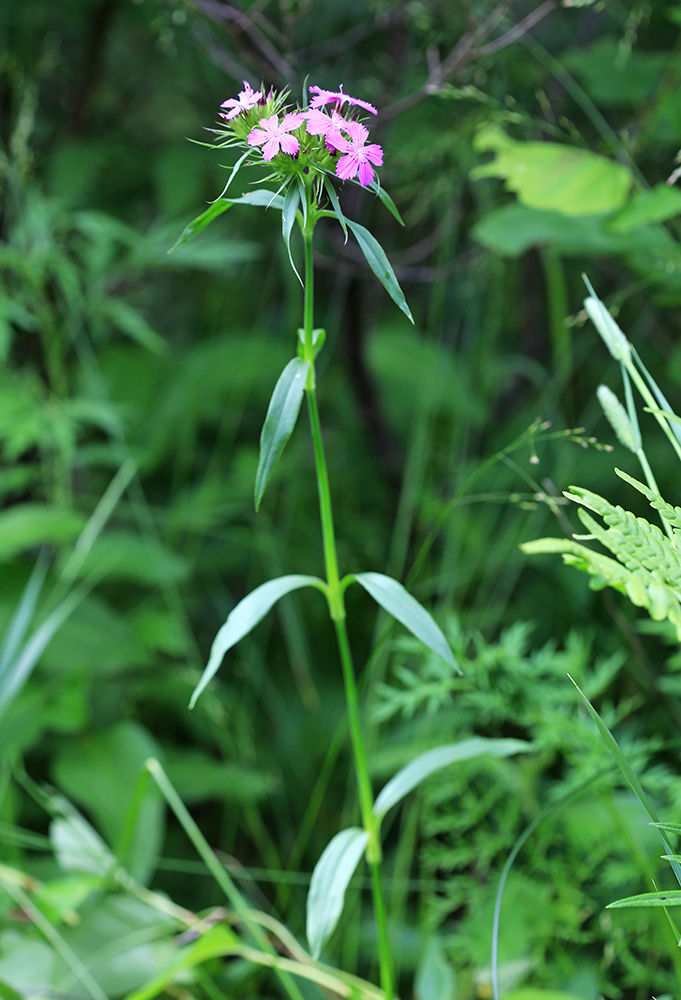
[
  {"left": 323, "top": 177, "right": 348, "bottom": 243},
  {"left": 570, "top": 676, "right": 681, "bottom": 888},
  {"left": 282, "top": 183, "right": 302, "bottom": 285},
  {"left": 255, "top": 358, "right": 310, "bottom": 510},
  {"left": 306, "top": 827, "right": 370, "bottom": 959},
  {"left": 352, "top": 572, "right": 460, "bottom": 672},
  {"left": 190, "top": 575, "right": 326, "bottom": 708},
  {"left": 345, "top": 220, "right": 413, "bottom": 322},
  {"left": 607, "top": 890, "right": 681, "bottom": 909},
  {"left": 368, "top": 178, "right": 405, "bottom": 226},
  {"left": 373, "top": 738, "right": 530, "bottom": 821},
  {"left": 170, "top": 191, "right": 286, "bottom": 252}
]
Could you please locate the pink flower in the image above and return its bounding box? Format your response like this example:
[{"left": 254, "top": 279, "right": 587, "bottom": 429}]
[
  {"left": 247, "top": 113, "right": 304, "bottom": 161},
  {"left": 309, "top": 84, "right": 377, "bottom": 116},
  {"left": 220, "top": 81, "right": 264, "bottom": 121},
  {"left": 334, "top": 121, "right": 383, "bottom": 187},
  {"left": 303, "top": 109, "right": 348, "bottom": 151}
]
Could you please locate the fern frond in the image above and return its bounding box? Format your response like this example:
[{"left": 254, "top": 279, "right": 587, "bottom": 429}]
[
  {"left": 521, "top": 536, "right": 681, "bottom": 639},
  {"left": 615, "top": 469, "right": 681, "bottom": 536}
]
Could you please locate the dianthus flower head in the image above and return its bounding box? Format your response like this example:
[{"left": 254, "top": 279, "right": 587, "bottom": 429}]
[
  {"left": 220, "top": 81, "right": 264, "bottom": 121},
  {"left": 334, "top": 120, "right": 383, "bottom": 187},
  {"left": 309, "top": 84, "right": 377, "bottom": 116},
  {"left": 303, "top": 108, "right": 349, "bottom": 152},
  {"left": 247, "top": 112, "right": 304, "bottom": 161}
]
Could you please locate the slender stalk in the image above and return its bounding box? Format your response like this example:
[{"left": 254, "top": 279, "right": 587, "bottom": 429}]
[{"left": 302, "top": 197, "right": 394, "bottom": 999}]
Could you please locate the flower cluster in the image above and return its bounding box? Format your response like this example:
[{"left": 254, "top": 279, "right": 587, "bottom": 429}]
[{"left": 214, "top": 81, "right": 383, "bottom": 188}]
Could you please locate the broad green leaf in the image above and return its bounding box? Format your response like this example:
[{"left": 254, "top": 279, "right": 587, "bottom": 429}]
[
  {"left": 608, "top": 184, "right": 681, "bottom": 232},
  {"left": 345, "top": 220, "right": 413, "bottom": 322},
  {"left": 306, "top": 827, "right": 370, "bottom": 959},
  {"left": 504, "top": 992, "right": 586, "bottom": 1000},
  {"left": 0, "top": 505, "right": 85, "bottom": 561},
  {"left": 51, "top": 811, "right": 116, "bottom": 877},
  {"left": 53, "top": 720, "right": 163, "bottom": 884},
  {"left": 472, "top": 204, "right": 639, "bottom": 258},
  {"left": 414, "top": 936, "right": 456, "bottom": 1000},
  {"left": 170, "top": 191, "right": 285, "bottom": 251},
  {"left": 254, "top": 358, "right": 310, "bottom": 511},
  {"left": 570, "top": 676, "right": 681, "bottom": 887},
  {"left": 607, "top": 890, "right": 681, "bottom": 909},
  {"left": 352, "top": 571, "right": 460, "bottom": 672},
  {"left": 282, "top": 182, "right": 301, "bottom": 284},
  {"left": 472, "top": 126, "right": 632, "bottom": 216},
  {"left": 190, "top": 575, "right": 326, "bottom": 707},
  {"left": 373, "top": 737, "right": 530, "bottom": 820}
]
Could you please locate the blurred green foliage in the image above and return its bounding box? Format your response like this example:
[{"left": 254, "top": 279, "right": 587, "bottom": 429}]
[{"left": 3, "top": 0, "right": 681, "bottom": 996}]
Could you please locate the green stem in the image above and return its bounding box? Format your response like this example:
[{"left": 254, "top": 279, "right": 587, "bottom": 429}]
[{"left": 302, "top": 200, "right": 394, "bottom": 999}]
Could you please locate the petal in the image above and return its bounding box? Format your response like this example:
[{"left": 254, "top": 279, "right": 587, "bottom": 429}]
[
  {"left": 336, "top": 153, "right": 359, "bottom": 181},
  {"left": 304, "top": 109, "right": 331, "bottom": 135},
  {"left": 343, "top": 120, "right": 369, "bottom": 144},
  {"left": 364, "top": 143, "right": 383, "bottom": 166},
  {"left": 357, "top": 159, "right": 374, "bottom": 187},
  {"left": 281, "top": 112, "right": 304, "bottom": 131},
  {"left": 261, "top": 137, "right": 281, "bottom": 160},
  {"left": 247, "top": 128, "right": 267, "bottom": 146},
  {"left": 279, "top": 134, "right": 300, "bottom": 155}
]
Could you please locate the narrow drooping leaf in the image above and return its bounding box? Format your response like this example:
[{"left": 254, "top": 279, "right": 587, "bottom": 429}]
[
  {"left": 368, "top": 178, "right": 405, "bottom": 226},
  {"left": 0, "top": 551, "right": 48, "bottom": 680},
  {"left": 255, "top": 359, "right": 310, "bottom": 510},
  {"left": 170, "top": 191, "right": 285, "bottom": 252},
  {"left": 0, "top": 587, "right": 86, "bottom": 720},
  {"left": 373, "top": 737, "right": 530, "bottom": 821},
  {"left": 323, "top": 177, "right": 348, "bottom": 242},
  {"left": 346, "top": 220, "right": 413, "bottom": 322},
  {"left": 306, "top": 827, "right": 370, "bottom": 959},
  {"left": 282, "top": 183, "right": 302, "bottom": 285},
  {"left": 352, "top": 571, "right": 460, "bottom": 672},
  {"left": 190, "top": 575, "right": 326, "bottom": 708},
  {"left": 570, "top": 675, "right": 681, "bottom": 888}
]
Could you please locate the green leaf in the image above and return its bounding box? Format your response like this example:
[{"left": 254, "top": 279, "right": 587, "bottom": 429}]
[
  {"left": 414, "top": 936, "right": 456, "bottom": 1000},
  {"left": 282, "top": 182, "right": 301, "bottom": 284},
  {"left": 255, "top": 358, "right": 310, "bottom": 511},
  {"left": 0, "top": 505, "right": 85, "bottom": 561},
  {"left": 345, "top": 220, "right": 413, "bottom": 322},
  {"left": 607, "top": 184, "right": 681, "bottom": 232},
  {"left": 170, "top": 191, "right": 285, "bottom": 251},
  {"left": 0, "top": 553, "right": 48, "bottom": 680},
  {"left": 373, "top": 737, "right": 530, "bottom": 820},
  {"left": 352, "top": 571, "right": 460, "bottom": 672},
  {"left": 323, "top": 177, "right": 348, "bottom": 243},
  {"left": 607, "top": 890, "right": 681, "bottom": 909},
  {"left": 190, "top": 575, "right": 326, "bottom": 708},
  {"left": 373, "top": 181, "right": 405, "bottom": 226},
  {"left": 569, "top": 676, "right": 681, "bottom": 887},
  {"left": 306, "top": 827, "right": 370, "bottom": 959},
  {"left": 472, "top": 126, "right": 632, "bottom": 216},
  {"left": 53, "top": 721, "right": 163, "bottom": 884},
  {"left": 122, "top": 924, "right": 239, "bottom": 1000}
]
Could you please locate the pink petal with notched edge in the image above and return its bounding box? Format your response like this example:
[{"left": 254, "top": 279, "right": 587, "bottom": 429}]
[
  {"left": 357, "top": 160, "right": 374, "bottom": 186},
  {"left": 281, "top": 112, "right": 304, "bottom": 130},
  {"left": 279, "top": 134, "right": 300, "bottom": 155},
  {"left": 364, "top": 143, "right": 383, "bottom": 166},
  {"left": 262, "top": 138, "right": 281, "bottom": 160},
  {"left": 336, "top": 153, "right": 360, "bottom": 181}
]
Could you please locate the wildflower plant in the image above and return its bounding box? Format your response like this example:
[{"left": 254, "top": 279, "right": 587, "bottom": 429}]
[{"left": 170, "top": 80, "right": 529, "bottom": 998}]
